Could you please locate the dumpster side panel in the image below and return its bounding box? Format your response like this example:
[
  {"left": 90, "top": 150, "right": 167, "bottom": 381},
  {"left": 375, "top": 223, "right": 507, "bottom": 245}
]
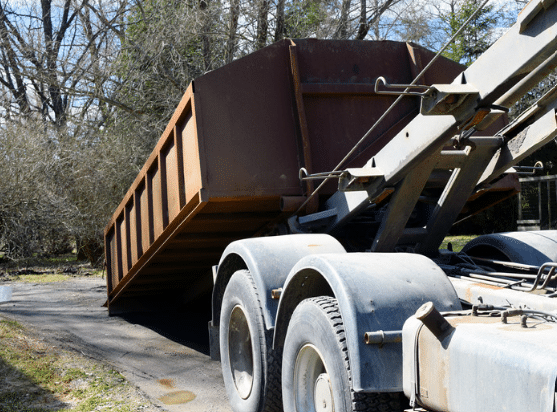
[
  {"left": 105, "top": 84, "right": 208, "bottom": 301},
  {"left": 295, "top": 40, "right": 467, "bottom": 172},
  {"left": 192, "top": 41, "right": 303, "bottom": 198},
  {"left": 104, "top": 39, "right": 501, "bottom": 310}
]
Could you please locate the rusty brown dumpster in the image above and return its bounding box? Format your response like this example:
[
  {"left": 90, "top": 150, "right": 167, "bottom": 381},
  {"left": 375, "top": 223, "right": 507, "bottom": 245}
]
[{"left": 104, "top": 39, "right": 512, "bottom": 313}]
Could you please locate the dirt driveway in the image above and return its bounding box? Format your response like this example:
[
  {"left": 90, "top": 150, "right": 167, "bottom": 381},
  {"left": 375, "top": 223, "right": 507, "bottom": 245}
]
[{"left": 0, "top": 276, "right": 232, "bottom": 412}]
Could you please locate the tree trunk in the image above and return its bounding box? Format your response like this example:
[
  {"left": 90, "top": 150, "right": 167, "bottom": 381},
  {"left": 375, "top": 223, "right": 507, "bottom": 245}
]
[
  {"left": 41, "top": 0, "right": 77, "bottom": 129},
  {"left": 356, "top": 0, "right": 369, "bottom": 39},
  {"left": 372, "top": 0, "right": 381, "bottom": 39},
  {"left": 274, "top": 0, "right": 286, "bottom": 42},
  {"left": 335, "top": 0, "right": 352, "bottom": 39},
  {"left": 200, "top": 0, "right": 213, "bottom": 71},
  {"left": 356, "top": 0, "right": 398, "bottom": 40},
  {"left": 255, "top": 0, "right": 270, "bottom": 50},
  {"left": 225, "top": 0, "right": 240, "bottom": 63},
  {"left": 0, "top": 5, "right": 31, "bottom": 115}
]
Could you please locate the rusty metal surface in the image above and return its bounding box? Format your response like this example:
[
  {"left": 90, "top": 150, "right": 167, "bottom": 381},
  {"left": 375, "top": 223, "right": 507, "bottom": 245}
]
[
  {"left": 103, "top": 39, "right": 482, "bottom": 310},
  {"left": 295, "top": 41, "right": 462, "bottom": 175},
  {"left": 299, "top": 0, "right": 557, "bottom": 250}
]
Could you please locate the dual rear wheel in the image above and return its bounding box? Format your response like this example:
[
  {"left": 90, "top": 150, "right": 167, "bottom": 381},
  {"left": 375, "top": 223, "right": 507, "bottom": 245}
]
[{"left": 220, "top": 271, "right": 402, "bottom": 412}]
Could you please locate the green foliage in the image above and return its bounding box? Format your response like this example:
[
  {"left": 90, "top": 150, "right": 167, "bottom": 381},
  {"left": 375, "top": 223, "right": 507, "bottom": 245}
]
[
  {"left": 441, "top": 0, "right": 499, "bottom": 65},
  {"left": 440, "top": 235, "right": 477, "bottom": 252},
  {"left": 0, "top": 320, "right": 23, "bottom": 336},
  {"left": 283, "top": 1, "right": 328, "bottom": 38}
]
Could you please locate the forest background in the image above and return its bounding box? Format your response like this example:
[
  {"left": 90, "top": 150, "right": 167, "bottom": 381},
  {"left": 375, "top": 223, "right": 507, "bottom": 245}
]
[{"left": 0, "top": 0, "right": 550, "bottom": 265}]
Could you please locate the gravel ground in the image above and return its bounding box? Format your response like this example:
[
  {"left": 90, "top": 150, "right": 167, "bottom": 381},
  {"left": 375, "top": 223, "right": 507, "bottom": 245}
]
[{"left": 0, "top": 276, "right": 232, "bottom": 412}]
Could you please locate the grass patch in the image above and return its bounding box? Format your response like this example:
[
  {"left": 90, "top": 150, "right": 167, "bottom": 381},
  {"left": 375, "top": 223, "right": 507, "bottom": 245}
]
[
  {"left": 0, "top": 254, "right": 104, "bottom": 283},
  {"left": 44, "top": 255, "right": 78, "bottom": 265},
  {"left": 440, "top": 235, "right": 477, "bottom": 252},
  {"left": 9, "top": 274, "right": 69, "bottom": 283},
  {"left": 0, "top": 319, "right": 156, "bottom": 412},
  {"left": 0, "top": 253, "right": 77, "bottom": 269}
]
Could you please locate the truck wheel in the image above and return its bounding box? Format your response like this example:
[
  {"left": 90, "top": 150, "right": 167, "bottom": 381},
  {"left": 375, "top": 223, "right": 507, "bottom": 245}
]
[
  {"left": 282, "top": 297, "right": 403, "bottom": 412},
  {"left": 220, "top": 270, "right": 282, "bottom": 412}
]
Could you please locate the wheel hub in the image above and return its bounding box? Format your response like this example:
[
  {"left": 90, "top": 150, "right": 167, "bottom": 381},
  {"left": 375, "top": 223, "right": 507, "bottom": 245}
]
[
  {"left": 314, "top": 373, "right": 334, "bottom": 412},
  {"left": 294, "top": 344, "right": 335, "bottom": 411},
  {"left": 228, "top": 305, "right": 254, "bottom": 399}
]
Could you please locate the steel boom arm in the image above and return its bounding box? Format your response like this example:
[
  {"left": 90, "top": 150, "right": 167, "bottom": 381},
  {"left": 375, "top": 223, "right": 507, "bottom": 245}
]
[{"left": 295, "top": 0, "right": 557, "bottom": 254}]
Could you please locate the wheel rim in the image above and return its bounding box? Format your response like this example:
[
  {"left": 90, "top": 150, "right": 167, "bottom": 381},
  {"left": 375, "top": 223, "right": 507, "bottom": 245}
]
[
  {"left": 228, "top": 305, "right": 254, "bottom": 399},
  {"left": 294, "top": 344, "right": 334, "bottom": 412}
]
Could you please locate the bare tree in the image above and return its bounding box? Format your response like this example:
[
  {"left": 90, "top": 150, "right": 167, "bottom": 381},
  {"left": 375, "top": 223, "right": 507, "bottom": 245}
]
[
  {"left": 0, "top": 0, "right": 128, "bottom": 128},
  {"left": 226, "top": 0, "right": 241, "bottom": 63},
  {"left": 1, "top": 0, "right": 523, "bottom": 265},
  {"left": 0, "top": 0, "right": 135, "bottom": 263},
  {"left": 334, "top": 0, "right": 352, "bottom": 39},
  {"left": 274, "top": 0, "right": 286, "bottom": 41},
  {"left": 255, "top": 0, "right": 270, "bottom": 48},
  {"left": 354, "top": 0, "right": 404, "bottom": 40}
]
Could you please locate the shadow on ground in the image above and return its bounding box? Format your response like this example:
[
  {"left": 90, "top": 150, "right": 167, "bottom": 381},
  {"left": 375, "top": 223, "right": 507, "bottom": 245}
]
[
  {"left": 118, "top": 291, "right": 213, "bottom": 356},
  {"left": 0, "top": 358, "right": 68, "bottom": 412}
]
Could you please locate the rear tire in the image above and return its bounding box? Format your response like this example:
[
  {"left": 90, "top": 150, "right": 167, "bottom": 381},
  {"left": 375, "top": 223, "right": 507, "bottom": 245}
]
[
  {"left": 220, "top": 270, "right": 282, "bottom": 412},
  {"left": 282, "top": 297, "right": 404, "bottom": 412}
]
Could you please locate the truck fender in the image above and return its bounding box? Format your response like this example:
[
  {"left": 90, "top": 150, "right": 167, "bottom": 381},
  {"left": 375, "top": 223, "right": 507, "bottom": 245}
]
[
  {"left": 461, "top": 230, "right": 557, "bottom": 265},
  {"left": 273, "top": 253, "right": 461, "bottom": 392},
  {"left": 212, "top": 234, "right": 346, "bottom": 331}
]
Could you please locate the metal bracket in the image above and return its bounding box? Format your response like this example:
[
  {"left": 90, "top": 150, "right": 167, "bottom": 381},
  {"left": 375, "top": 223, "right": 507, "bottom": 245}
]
[
  {"left": 519, "top": 0, "right": 556, "bottom": 33},
  {"left": 297, "top": 208, "right": 338, "bottom": 230},
  {"left": 513, "top": 161, "right": 544, "bottom": 175},
  {"left": 364, "top": 330, "right": 402, "bottom": 347},
  {"left": 375, "top": 76, "right": 480, "bottom": 116},
  {"left": 338, "top": 166, "right": 384, "bottom": 192},
  {"left": 421, "top": 84, "right": 480, "bottom": 116},
  {"left": 374, "top": 76, "right": 432, "bottom": 97},
  {"left": 299, "top": 167, "right": 342, "bottom": 180}
]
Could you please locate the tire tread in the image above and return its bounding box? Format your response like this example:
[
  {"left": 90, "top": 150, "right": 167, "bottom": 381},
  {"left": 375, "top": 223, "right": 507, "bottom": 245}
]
[
  {"left": 308, "top": 297, "right": 404, "bottom": 412},
  {"left": 241, "top": 270, "right": 283, "bottom": 412}
]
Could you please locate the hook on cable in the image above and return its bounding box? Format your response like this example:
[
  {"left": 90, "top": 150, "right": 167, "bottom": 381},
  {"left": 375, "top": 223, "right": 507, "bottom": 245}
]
[{"left": 374, "top": 76, "right": 434, "bottom": 97}]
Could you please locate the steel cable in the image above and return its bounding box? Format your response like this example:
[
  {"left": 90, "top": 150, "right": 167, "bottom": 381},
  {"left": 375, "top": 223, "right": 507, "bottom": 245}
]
[{"left": 293, "top": 0, "right": 492, "bottom": 216}]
